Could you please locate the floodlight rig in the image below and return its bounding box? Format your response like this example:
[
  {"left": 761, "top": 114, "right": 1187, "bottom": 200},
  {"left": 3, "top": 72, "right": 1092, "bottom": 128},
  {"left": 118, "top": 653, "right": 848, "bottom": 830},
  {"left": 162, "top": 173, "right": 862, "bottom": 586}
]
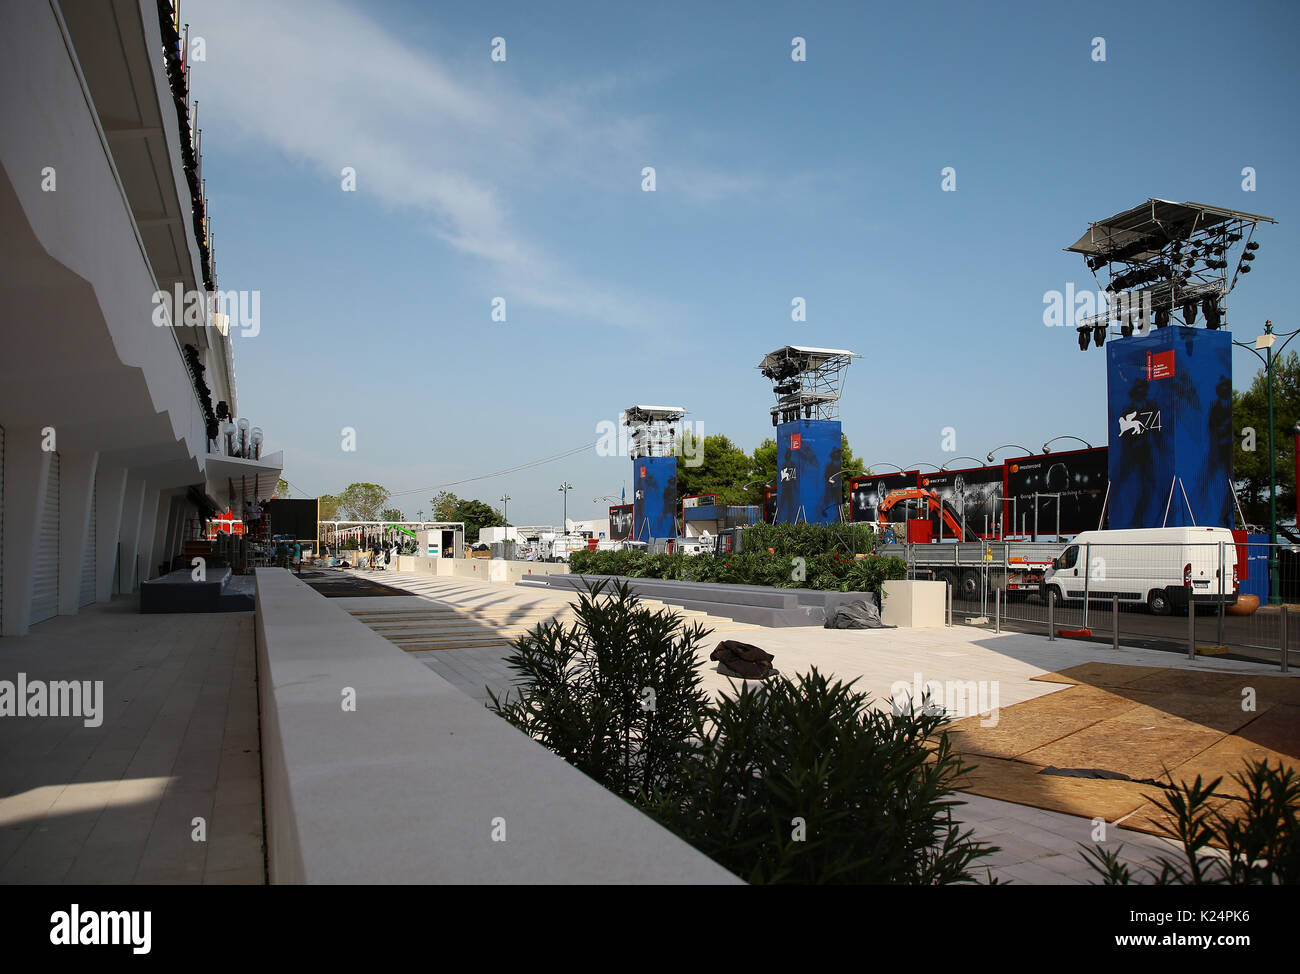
[
  {"left": 756, "top": 345, "right": 859, "bottom": 425},
  {"left": 622, "top": 405, "right": 686, "bottom": 460},
  {"left": 1065, "top": 198, "right": 1276, "bottom": 350}
]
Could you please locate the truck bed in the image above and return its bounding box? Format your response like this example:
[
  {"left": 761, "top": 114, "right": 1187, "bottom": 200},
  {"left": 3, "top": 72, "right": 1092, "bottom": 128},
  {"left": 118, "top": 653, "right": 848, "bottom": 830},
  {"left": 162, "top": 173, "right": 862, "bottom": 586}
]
[{"left": 875, "top": 541, "right": 1062, "bottom": 568}]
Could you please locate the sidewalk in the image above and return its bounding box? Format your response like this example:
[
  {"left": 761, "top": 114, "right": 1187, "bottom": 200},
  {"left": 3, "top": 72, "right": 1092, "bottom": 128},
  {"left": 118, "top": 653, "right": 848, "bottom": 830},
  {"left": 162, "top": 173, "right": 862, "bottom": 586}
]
[{"left": 0, "top": 598, "right": 263, "bottom": 884}]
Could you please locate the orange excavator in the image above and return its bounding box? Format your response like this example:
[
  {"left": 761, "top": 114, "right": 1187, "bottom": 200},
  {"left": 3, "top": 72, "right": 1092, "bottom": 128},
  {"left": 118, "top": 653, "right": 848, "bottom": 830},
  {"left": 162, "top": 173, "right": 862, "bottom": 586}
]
[{"left": 877, "top": 487, "right": 979, "bottom": 542}]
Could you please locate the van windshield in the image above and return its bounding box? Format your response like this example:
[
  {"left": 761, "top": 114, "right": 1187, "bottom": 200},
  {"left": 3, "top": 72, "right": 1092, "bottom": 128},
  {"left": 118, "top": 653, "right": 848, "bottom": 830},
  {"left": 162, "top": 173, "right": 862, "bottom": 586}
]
[{"left": 1059, "top": 545, "right": 1079, "bottom": 569}]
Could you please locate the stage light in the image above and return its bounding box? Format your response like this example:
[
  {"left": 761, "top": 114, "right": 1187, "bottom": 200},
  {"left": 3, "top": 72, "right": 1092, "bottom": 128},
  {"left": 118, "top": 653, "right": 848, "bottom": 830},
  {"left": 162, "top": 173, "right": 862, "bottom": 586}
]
[
  {"left": 1182, "top": 299, "right": 1197, "bottom": 324},
  {"left": 1243, "top": 251, "right": 1256, "bottom": 261},
  {"left": 803, "top": 404, "right": 813, "bottom": 419},
  {"left": 1120, "top": 323, "right": 1134, "bottom": 338},
  {"left": 1246, "top": 240, "right": 1260, "bottom": 251},
  {"left": 1155, "top": 308, "right": 1170, "bottom": 328},
  {"left": 1202, "top": 295, "right": 1221, "bottom": 328},
  {"left": 771, "top": 411, "right": 778, "bottom": 427},
  {"left": 1239, "top": 264, "right": 1252, "bottom": 274},
  {"left": 1077, "top": 328, "right": 1090, "bottom": 351},
  {"left": 1092, "top": 325, "right": 1105, "bottom": 348}
]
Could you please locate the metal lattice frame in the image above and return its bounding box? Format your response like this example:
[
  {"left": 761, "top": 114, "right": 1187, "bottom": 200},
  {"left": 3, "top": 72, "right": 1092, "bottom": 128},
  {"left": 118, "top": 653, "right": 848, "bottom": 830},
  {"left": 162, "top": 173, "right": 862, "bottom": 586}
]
[
  {"left": 1067, "top": 199, "right": 1276, "bottom": 334},
  {"left": 622, "top": 405, "right": 687, "bottom": 460},
  {"left": 756, "top": 346, "right": 859, "bottom": 422}
]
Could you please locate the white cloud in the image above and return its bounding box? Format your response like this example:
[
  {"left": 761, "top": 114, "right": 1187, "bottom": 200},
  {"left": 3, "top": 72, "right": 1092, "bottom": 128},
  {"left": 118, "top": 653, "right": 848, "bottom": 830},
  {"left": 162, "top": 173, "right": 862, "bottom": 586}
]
[{"left": 188, "top": 0, "right": 661, "bottom": 326}]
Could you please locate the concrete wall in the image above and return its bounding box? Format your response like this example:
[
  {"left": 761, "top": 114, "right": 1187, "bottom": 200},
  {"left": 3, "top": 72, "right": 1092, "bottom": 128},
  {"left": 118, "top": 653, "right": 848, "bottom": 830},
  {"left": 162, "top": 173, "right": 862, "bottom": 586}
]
[
  {"left": 253, "top": 568, "right": 738, "bottom": 884},
  {"left": 0, "top": 0, "right": 214, "bottom": 631},
  {"left": 404, "top": 557, "right": 571, "bottom": 584}
]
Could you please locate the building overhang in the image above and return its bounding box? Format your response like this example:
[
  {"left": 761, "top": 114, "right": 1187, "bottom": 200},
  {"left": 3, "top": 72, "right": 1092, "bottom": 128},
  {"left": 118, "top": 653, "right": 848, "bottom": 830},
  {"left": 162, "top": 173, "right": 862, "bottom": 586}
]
[{"left": 203, "top": 450, "right": 284, "bottom": 515}]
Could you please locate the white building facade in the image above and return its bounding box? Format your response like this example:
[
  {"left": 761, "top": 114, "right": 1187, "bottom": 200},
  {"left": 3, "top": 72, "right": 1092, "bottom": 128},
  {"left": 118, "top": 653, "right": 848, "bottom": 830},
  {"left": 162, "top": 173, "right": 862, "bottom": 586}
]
[{"left": 0, "top": 1, "right": 278, "bottom": 634}]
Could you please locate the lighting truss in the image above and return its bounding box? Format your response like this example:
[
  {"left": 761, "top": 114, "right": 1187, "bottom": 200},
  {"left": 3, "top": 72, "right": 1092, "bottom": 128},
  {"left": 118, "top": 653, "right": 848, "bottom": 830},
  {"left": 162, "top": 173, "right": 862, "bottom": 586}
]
[
  {"left": 756, "top": 345, "right": 859, "bottom": 422},
  {"left": 1066, "top": 198, "right": 1275, "bottom": 337},
  {"left": 622, "top": 404, "right": 686, "bottom": 460}
]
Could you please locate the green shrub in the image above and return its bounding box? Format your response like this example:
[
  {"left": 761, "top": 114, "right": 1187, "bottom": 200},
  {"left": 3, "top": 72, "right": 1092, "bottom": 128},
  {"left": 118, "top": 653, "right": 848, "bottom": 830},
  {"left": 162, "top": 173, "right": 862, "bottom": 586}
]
[
  {"left": 493, "top": 582, "right": 996, "bottom": 884},
  {"left": 742, "top": 522, "right": 880, "bottom": 558},
  {"left": 488, "top": 580, "right": 712, "bottom": 802},
  {"left": 650, "top": 669, "right": 996, "bottom": 884},
  {"left": 1081, "top": 759, "right": 1300, "bottom": 884},
  {"left": 567, "top": 548, "right": 906, "bottom": 594}
]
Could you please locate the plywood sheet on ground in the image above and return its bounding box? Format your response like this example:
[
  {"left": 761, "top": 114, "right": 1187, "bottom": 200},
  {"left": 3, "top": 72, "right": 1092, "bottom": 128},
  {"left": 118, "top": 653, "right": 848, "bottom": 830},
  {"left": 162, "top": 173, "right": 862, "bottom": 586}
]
[
  {"left": 951, "top": 667, "right": 1300, "bottom": 840},
  {"left": 943, "top": 685, "right": 1159, "bottom": 760},
  {"left": 1164, "top": 705, "right": 1300, "bottom": 796},
  {"left": 956, "top": 755, "right": 1150, "bottom": 823},
  {"left": 1126, "top": 670, "right": 1300, "bottom": 708},
  {"left": 1018, "top": 698, "right": 1230, "bottom": 780},
  {"left": 1030, "top": 662, "right": 1165, "bottom": 688}
]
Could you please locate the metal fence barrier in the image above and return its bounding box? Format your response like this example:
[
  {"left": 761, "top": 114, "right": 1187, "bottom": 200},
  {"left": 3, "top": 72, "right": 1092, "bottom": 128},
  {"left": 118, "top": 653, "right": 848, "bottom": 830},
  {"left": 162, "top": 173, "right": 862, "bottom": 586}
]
[{"left": 912, "top": 539, "right": 1298, "bottom": 670}]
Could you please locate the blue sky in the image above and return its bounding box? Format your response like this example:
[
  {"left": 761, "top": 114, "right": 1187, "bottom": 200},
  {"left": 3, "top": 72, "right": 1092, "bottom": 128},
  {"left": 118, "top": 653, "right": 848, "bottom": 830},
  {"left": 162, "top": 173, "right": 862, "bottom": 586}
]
[{"left": 190, "top": 0, "right": 1299, "bottom": 524}]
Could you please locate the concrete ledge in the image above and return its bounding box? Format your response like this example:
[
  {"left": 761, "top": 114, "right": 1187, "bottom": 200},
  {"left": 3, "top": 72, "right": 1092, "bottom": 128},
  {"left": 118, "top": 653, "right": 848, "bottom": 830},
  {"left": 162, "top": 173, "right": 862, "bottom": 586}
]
[
  {"left": 404, "top": 557, "right": 571, "bottom": 583},
  {"left": 254, "top": 568, "right": 736, "bottom": 884},
  {"left": 519, "top": 574, "right": 842, "bottom": 626}
]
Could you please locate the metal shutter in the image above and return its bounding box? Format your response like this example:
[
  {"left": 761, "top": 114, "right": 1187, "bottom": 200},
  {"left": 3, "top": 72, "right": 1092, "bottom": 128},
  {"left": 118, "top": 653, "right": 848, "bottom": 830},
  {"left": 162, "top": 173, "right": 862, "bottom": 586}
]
[
  {"left": 30, "top": 452, "right": 60, "bottom": 623},
  {"left": 79, "top": 480, "right": 96, "bottom": 607}
]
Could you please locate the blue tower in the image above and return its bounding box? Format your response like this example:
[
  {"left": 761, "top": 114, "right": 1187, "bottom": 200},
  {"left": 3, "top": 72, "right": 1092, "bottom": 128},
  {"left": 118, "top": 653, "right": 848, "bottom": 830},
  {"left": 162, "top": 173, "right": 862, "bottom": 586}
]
[
  {"left": 623, "top": 405, "right": 685, "bottom": 542},
  {"left": 757, "top": 346, "right": 858, "bottom": 524},
  {"left": 1065, "top": 199, "right": 1273, "bottom": 530},
  {"left": 1105, "top": 327, "right": 1232, "bottom": 529}
]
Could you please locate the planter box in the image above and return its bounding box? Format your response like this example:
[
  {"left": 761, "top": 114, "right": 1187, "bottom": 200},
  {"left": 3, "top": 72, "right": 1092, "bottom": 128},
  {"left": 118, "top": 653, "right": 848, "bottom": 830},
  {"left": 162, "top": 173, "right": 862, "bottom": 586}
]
[{"left": 881, "top": 580, "right": 945, "bottom": 628}]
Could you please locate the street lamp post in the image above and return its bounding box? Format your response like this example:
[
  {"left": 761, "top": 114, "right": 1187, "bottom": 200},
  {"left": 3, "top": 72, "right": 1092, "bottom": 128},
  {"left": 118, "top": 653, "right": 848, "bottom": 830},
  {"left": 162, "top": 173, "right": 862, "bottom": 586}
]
[
  {"left": 499, "top": 493, "right": 510, "bottom": 534},
  {"left": 1233, "top": 320, "right": 1298, "bottom": 605},
  {"left": 558, "top": 482, "right": 573, "bottom": 531}
]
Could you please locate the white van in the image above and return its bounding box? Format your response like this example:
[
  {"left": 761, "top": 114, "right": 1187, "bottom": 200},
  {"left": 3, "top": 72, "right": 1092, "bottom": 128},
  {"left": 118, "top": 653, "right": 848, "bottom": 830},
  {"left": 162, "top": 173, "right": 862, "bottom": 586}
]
[{"left": 1041, "top": 526, "right": 1239, "bottom": 616}]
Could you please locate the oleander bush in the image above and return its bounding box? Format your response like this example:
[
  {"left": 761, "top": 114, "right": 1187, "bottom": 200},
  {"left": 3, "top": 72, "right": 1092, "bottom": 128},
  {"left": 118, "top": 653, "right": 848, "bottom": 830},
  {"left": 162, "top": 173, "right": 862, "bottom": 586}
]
[
  {"left": 567, "top": 548, "right": 907, "bottom": 594},
  {"left": 743, "top": 521, "right": 882, "bottom": 558},
  {"left": 1081, "top": 759, "right": 1300, "bottom": 885},
  {"left": 487, "top": 579, "right": 712, "bottom": 802},
  {"left": 492, "top": 579, "right": 997, "bottom": 885}
]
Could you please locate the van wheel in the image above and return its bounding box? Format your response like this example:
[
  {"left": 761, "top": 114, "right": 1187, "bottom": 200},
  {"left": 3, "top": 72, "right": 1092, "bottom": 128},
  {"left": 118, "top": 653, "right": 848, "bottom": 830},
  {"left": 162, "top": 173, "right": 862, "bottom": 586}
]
[
  {"left": 1043, "top": 585, "right": 1063, "bottom": 607},
  {"left": 959, "top": 570, "right": 981, "bottom": 602},
  {"left": 1147, "top": 588, "right": 1172, "bottom": 616}
]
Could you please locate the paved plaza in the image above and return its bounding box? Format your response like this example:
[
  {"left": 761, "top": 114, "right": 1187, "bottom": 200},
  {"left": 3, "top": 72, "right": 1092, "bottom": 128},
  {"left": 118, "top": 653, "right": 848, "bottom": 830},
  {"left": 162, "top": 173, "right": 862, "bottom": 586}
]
[{"left": 352, "top": 569, "right": 1293, "bottom": 883}]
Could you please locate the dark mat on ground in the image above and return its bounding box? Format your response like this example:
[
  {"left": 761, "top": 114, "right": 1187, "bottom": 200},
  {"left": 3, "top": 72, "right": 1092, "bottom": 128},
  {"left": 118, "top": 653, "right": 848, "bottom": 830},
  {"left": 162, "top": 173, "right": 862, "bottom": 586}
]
[{"left": 301, "top": 573, "right": 407, "bottom": 598}]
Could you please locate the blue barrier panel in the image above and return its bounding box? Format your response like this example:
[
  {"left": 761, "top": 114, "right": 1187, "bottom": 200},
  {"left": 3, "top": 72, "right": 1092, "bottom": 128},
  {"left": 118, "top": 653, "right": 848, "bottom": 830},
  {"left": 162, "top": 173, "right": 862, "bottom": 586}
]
[
  {"left": 633, "top": 455, "right": 677, "bottom": 541},
  {"left": 1106, "top": 326, "right": 1232, "bottom": 529},
  {"left": 776, "top": 419, "right": 842, "bottom": 524},
  {"left": 1241, "top": 533, "right": 1271, "bottom": 602}
]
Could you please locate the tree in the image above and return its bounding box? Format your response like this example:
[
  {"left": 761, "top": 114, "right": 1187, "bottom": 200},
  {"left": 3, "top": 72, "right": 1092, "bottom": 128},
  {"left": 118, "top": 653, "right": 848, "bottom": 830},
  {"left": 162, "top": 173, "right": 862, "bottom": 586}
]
[
  {"left": 338, "top": 482, "right": 390, "bottom": 521},
  {"left": 430, "top": 490, "right": 460, "bottom": 522},
  {"left": 379, "top": 507, "right": 405, "bottom": 522},
  {"left": 317, "top": 494, "right": 340, "bottom": 521},
  {"left": 675, "top": 433, "right": 753, "bottom": 504},
  {"left": 449, "top": 498, "right": 505, "bottom": 543},
  {"left": 748, "top": 439, "right": 777, "bottom": 504},
  {"left": 274, "top": 478, "right": 290, "bottom": 497},
  {"left": 837, "top": 435, "right": 866, "bottom": 505},
  {"left": 1233, "top": 350, "right": 1300, "bottom": 529}
]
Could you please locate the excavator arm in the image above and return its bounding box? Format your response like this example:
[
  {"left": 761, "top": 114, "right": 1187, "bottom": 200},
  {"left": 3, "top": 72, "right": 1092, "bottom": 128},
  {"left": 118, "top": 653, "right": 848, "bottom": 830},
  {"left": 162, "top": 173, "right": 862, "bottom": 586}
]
[{"left": 877, "top": 488, "right": 974, "bottom": 542}]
